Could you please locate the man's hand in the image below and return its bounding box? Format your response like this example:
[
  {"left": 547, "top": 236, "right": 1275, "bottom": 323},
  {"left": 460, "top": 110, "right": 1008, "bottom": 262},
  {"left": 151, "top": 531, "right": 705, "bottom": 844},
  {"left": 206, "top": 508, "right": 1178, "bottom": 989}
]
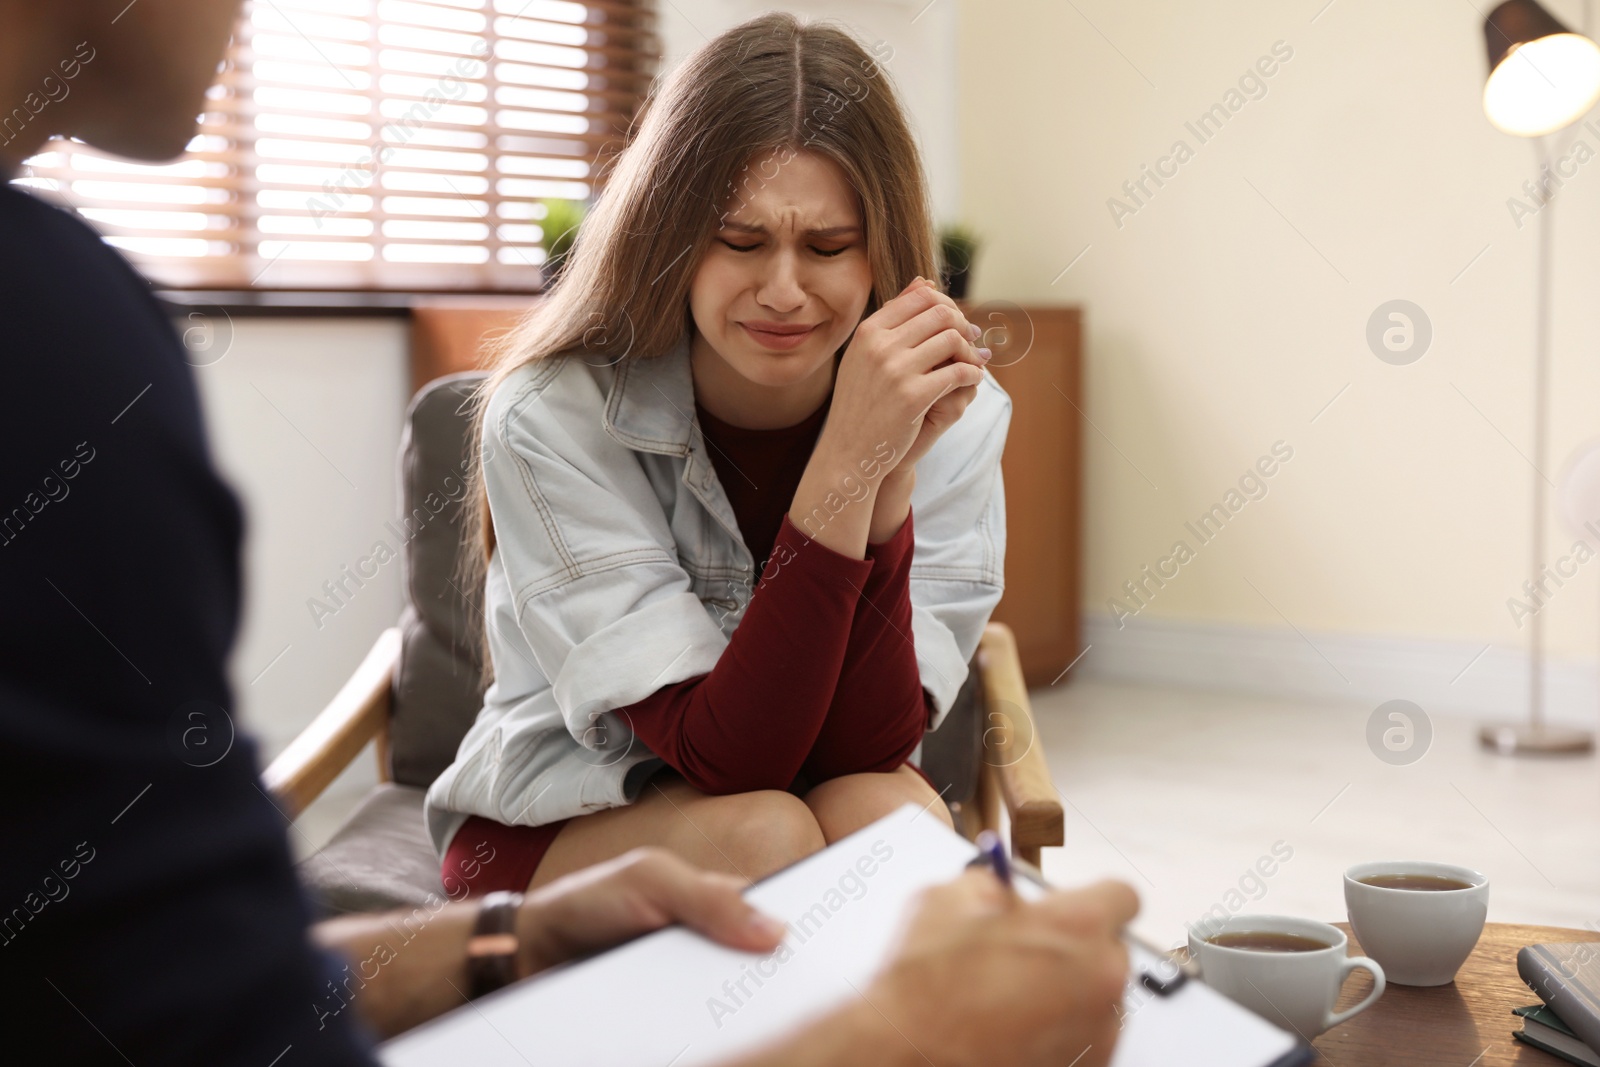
[
  {"left": 310, "top": 847, "right": 786, "bottom": 1040},
  {"left": 722, "top": 870, "right": 1139, "bottom": 1067},
  {"left": 515, "top": 847, "right": 787, "bottom": 977},
  {"left": 861, "top": 871, "right": 1138, "bottom": 1067}
]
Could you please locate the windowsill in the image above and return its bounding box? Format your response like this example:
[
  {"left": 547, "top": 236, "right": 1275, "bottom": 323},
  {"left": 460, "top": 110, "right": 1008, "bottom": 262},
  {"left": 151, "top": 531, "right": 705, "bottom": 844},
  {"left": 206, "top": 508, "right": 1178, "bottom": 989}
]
[{"left": 155, "top": 288, "right": 543, "bottom": 318}]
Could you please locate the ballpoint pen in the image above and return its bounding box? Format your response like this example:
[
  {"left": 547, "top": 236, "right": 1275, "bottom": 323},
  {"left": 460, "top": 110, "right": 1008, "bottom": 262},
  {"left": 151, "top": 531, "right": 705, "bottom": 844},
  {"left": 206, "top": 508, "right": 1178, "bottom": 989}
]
[
  {"left": 965, "top": 834, "right": 1192, "bottom": 996},
  {"left": 971, "top": 829, "right": 1013, "bottom": 893}
]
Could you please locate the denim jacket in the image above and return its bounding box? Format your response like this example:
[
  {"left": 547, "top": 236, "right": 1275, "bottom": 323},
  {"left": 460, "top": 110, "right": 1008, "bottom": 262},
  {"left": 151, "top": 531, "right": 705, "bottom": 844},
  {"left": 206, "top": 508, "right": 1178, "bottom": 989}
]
[{"left": 423, "top": 327, "right": 1011, "bottom": 857}]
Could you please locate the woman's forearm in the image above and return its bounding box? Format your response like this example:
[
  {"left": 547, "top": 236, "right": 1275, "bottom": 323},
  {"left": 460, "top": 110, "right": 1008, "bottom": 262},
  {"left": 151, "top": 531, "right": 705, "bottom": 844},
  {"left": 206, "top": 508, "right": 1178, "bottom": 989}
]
[
  {"left": 620, "top": 513, "right": 871, "bottom": 794},
  {"left": 802, "top": 506, "right": 929, "bottom": 783},
  {"left": 789, "top": 437, "right": 888, "bottom": 559},
  {"left": 868, "top": 468, "right": 914, "bottom": 544}
]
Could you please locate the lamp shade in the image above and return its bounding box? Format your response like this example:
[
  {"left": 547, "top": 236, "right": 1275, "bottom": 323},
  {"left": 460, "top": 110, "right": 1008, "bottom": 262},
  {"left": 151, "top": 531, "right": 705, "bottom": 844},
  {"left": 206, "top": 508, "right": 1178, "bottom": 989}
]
[{"left": 1483, "top": 0, "right": 1600, "bottom": 136}]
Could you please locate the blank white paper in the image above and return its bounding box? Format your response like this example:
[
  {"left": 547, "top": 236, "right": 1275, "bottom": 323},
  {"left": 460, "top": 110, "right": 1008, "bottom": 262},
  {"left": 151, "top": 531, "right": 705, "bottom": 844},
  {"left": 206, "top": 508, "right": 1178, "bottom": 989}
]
[{"left": 380, "top": 803, "right": 1303, "bottom": 1067}]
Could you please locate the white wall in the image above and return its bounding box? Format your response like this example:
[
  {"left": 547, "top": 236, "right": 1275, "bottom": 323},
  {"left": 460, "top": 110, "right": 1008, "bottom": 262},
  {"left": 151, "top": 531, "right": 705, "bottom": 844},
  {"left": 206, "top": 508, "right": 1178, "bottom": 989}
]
[
  {"left": 187, "top": 317, "right": 409, "bottom": 761},
  {"left": 958, "top": 0, "right": 1600, "bottom": 717}
]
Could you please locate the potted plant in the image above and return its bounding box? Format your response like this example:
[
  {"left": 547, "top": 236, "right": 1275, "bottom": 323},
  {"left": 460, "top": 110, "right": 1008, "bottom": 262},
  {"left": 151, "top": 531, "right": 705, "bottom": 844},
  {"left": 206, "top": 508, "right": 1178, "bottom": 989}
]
[
  {"left": 938, "top": 223, "right": 980, "bottom": 300},
  {"left": 539, "top": 198, "right": 588, "bottom": 288}
]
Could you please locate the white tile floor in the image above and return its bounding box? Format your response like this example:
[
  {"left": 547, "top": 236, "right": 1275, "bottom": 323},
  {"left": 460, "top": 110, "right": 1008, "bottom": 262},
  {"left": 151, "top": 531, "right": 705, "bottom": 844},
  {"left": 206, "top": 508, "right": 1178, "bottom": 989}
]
[
  {"left": 1028, "top": 679, "right": 1600, "bottom": 952},
  {"left": 289, "top": 678, "right": 1600, "bottom": 953}
]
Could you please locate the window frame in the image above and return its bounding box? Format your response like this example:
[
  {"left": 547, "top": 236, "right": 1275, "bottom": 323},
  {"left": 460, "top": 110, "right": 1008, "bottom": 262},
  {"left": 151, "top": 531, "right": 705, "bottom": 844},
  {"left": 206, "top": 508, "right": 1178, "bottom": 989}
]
[{"left": 11, "top": 0, "right": 659, "bottom": 295}]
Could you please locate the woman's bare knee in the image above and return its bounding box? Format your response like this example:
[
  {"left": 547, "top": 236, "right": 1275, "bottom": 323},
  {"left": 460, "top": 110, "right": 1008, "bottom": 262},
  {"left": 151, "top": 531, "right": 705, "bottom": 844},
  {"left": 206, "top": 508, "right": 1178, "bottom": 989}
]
[
  {"left": 679, "top": 788, "right": 826, "bottom": 881},
  {"left": 532, "top": 773, "right": 826, "bottom": 888},
  {"left": 804, "top": 765, "right": 952, "bottom": 842}
]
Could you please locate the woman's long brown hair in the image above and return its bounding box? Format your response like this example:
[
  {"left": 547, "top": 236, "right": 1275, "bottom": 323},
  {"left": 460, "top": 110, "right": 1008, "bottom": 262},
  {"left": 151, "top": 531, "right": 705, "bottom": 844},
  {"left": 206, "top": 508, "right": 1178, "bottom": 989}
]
[{"left": 458, "top": 12, "right": 940, "bottom": 683}]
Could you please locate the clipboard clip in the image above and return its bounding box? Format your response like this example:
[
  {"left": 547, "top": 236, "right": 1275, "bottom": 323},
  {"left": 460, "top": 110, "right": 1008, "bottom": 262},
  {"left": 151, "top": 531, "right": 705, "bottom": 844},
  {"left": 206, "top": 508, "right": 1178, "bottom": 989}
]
[{"left": 968, "top": 850, "right": 1194, "bottom": 996}]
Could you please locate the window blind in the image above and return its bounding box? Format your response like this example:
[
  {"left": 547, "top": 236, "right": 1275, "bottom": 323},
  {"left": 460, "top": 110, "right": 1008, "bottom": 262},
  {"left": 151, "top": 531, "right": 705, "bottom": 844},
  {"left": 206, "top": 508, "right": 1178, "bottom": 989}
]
[{"left": 12, "top": 0, "right": 658, "bottom": 291}]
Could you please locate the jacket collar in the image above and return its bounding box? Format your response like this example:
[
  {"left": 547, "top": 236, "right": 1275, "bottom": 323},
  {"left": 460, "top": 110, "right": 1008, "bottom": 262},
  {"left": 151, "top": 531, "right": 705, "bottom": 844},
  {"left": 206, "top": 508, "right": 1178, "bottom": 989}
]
[
  {"left": 603, "top": 325, "right": 698, "bottom": 456},
  {"left": 603, "top": 324, "right": 748, "bottom": 555}
]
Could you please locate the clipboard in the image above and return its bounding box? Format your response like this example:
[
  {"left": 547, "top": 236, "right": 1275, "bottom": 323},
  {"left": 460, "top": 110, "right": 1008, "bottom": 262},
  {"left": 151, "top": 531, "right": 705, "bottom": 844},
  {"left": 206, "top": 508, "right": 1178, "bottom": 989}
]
[{"left": 380, "top": 803, "right": 1315, "bottom": 1067}]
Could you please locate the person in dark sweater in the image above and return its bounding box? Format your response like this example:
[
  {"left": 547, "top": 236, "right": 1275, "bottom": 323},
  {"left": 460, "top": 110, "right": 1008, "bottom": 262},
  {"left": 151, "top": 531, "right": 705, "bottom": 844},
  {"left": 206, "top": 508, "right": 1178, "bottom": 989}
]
[{"left": 0, "top": 3, "right": 1136, "bottom": 1066}]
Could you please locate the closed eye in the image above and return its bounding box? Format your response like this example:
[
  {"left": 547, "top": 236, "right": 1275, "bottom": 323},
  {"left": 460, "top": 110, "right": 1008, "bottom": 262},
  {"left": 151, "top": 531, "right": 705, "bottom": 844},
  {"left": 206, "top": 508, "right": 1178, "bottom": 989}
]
[{"left": 717, "top": 238, "right": 853, "bottom": 257}]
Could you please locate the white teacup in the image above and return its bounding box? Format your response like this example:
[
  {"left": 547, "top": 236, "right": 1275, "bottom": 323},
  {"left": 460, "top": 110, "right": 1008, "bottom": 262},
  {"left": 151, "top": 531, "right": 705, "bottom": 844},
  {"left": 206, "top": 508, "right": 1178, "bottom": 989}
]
[
  {"left": 1344, "top": 861, "right": 1489, "bottom": 986},
  {"left": 1187, "top": 914, "right": 1386, "bottom": 1039}
]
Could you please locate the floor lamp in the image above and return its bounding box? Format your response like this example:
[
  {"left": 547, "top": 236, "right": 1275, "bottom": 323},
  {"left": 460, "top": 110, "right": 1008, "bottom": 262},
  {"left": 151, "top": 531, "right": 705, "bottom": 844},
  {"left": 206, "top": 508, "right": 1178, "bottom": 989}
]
[{"left": 1478, "top": 0, "right": 1600, "bottom": 755}]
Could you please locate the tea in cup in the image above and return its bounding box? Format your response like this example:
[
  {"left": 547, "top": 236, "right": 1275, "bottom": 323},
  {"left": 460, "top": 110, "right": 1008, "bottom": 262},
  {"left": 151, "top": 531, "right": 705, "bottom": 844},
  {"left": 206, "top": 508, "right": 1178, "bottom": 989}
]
[
  {"left": 1188, "top": 915, "right": 1386, "bottom": 1038},
  {"left": 1344, "top": 861, "right": 1488, "bottom": 986}
]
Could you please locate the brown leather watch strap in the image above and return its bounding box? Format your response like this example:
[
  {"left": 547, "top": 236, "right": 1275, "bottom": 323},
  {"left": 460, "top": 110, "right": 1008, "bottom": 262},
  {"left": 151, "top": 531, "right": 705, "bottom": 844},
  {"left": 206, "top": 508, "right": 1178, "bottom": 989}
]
[{"left": 466, "top": 890, "right": 524, "bottom": 999}]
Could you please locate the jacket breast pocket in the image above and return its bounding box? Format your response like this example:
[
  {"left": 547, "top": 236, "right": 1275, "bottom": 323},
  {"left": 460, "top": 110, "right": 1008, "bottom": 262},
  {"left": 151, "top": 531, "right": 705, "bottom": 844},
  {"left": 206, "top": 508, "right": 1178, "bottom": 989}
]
[{"left": 683, "top": 561, "right": 749, "bottom": 632}]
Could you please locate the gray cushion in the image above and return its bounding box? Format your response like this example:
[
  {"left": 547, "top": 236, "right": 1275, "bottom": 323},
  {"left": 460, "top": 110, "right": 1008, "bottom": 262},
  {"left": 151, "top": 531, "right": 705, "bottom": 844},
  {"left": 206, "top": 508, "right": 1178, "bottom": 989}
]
[
  {"left": 921, "top": 664, "right": 981, "bottom": 811},
  {"left": 300, "top": 784, "right": 447, "bottom": 918},
  {"left": 388, "top": 372, "right": 491, "bottom": 788}
]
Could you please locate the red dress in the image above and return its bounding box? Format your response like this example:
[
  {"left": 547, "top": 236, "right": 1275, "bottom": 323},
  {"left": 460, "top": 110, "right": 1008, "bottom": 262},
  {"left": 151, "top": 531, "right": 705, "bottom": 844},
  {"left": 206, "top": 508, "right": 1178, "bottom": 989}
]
[{"left": 442, "top": 392, "right": 933, "bottom": 896}]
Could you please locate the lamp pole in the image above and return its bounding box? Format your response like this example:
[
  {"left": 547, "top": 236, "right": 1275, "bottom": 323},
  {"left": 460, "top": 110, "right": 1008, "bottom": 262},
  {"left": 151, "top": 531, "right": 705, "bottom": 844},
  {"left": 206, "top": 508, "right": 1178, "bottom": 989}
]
[
  {"left": 1475, "top": 0, "right": 1600, "bottom": 754},
  {"left": 1531, "top": 138, "right": 1551, "bottom": 731},
  {"left": 1480, "top": 140, "right": 1595, "bottom": 755}
]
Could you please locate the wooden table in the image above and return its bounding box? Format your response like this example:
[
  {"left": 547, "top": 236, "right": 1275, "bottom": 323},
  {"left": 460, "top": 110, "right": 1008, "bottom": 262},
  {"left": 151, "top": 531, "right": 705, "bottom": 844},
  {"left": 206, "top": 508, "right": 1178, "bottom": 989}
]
[{"left": 1312, "top": 922, "right": 1595, "bottom": 1066}]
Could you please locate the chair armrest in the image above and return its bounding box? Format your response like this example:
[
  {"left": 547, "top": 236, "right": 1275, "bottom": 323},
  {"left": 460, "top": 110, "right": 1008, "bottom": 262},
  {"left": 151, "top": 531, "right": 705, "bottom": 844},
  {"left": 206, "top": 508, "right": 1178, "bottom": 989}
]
[
  {"left": 976, "top": 621, "right": 1064, "bottom": 866},
  {"left": 262, "top": 627, "right": 401, "bottom": 820}
]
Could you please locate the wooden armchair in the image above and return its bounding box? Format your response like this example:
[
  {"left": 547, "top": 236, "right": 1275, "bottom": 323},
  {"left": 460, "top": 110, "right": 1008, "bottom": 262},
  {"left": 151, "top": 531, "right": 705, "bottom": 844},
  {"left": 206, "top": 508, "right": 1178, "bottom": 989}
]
[{"left": 263, "top": 374, "right": 1062, "bottom": 917}]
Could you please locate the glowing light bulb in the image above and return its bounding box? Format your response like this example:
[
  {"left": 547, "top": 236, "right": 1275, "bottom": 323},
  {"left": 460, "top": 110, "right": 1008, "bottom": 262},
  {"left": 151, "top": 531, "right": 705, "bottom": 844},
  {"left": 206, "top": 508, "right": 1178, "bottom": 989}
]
[{"left": 1484, "top": 32, "right": 1600, "bottom": 136}]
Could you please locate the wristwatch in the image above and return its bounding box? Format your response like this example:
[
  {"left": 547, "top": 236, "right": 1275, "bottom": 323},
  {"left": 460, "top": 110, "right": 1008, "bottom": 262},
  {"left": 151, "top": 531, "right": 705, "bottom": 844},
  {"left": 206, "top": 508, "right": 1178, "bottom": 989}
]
[{"left": 466, "top": 890, "right": 524, "bottom": 998}]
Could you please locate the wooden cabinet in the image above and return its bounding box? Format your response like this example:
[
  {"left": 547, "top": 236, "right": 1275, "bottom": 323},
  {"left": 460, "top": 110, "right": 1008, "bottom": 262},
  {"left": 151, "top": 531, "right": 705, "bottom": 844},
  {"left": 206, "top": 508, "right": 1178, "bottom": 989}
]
[
  {"left": 410, "top": 296, "right": 536, "bottom": 394},
  {"left": 410, "top": 298, "right": 1084, "bottom": 688},
  {"left": 959, "top": 303, "right": 1083, "bottom": 688}
]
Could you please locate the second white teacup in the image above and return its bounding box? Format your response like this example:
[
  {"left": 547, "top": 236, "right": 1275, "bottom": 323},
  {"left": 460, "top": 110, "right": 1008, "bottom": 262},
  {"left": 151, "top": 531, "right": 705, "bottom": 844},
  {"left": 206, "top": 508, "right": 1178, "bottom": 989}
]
[
  {"left": 1188, "top": 914, "right": 1386, "bottom": 1039},
  {"left": 1344, "top": 861, "right": 1489, "bottom": 986}
]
